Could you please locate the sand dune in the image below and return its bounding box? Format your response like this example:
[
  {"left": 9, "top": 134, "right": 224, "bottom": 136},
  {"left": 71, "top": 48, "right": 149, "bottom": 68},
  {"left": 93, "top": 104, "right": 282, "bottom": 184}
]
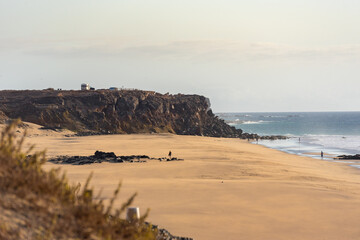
[{"left": 15, "top": 123, "right": 360, "bottom": 240}]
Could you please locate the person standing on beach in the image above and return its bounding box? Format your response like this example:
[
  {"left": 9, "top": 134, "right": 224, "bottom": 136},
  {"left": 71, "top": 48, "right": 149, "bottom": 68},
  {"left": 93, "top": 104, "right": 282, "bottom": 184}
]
[
  {"left": 321, "top": 151, "right": 324, "bottom": 158},
  {"left": 168, "top": 151, "right": 172, "bottom": 159}
]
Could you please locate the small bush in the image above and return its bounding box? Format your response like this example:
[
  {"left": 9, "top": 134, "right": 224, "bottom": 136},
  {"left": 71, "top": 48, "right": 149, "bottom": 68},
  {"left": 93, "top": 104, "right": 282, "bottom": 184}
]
[{"left": 0, "top": 119, "right": 156, "bottom": 240}]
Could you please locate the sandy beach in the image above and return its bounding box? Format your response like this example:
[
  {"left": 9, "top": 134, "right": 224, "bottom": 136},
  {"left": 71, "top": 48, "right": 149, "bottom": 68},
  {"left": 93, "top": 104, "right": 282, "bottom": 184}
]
[{"left": 16, "top": 123, "right": 360, "bottom": 240}]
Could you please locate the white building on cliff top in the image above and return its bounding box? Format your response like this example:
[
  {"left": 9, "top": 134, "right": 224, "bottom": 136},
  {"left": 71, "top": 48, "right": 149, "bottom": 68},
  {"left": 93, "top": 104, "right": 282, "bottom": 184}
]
[{"left": 81, "top": 83, "right": 90, "bottom": 90}]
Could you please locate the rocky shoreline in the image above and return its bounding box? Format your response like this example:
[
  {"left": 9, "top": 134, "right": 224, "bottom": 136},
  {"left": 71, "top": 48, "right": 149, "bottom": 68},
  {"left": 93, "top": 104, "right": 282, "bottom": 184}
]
[
  {"left": 48, "top": 151, "right": 184, "bottom": 165},
  {"left": 72, "top": 130, "right": 287, "bottom": 140},
  {"left": 0, "top": 90, "right": 242, "bottom": 138},
  {"left": 0, "top": 90, "right": 287, "bottom": 140},
  {"left": 146, "top": 223, "right": 192, "bottom": 240},
  {"left": 336, "top": 154, "right": 360, "bottom": 160}
]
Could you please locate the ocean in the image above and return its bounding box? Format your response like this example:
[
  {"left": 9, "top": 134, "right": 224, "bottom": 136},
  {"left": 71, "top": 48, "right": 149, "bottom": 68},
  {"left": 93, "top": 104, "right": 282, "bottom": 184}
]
[{"left": 217, "top": 112, "right": 360, "bottom": 167}]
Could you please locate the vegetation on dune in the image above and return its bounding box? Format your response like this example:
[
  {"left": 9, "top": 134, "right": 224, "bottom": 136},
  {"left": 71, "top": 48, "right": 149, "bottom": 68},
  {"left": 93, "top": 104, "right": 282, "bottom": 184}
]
[{"left": 0, "top": 120, "right": 157, "bottom": 240}]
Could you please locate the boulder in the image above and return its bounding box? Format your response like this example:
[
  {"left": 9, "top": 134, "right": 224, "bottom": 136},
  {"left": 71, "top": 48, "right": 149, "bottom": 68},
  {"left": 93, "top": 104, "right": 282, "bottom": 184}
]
[{"left": 94, "top": 151, "right": 116, "bottom": 159}]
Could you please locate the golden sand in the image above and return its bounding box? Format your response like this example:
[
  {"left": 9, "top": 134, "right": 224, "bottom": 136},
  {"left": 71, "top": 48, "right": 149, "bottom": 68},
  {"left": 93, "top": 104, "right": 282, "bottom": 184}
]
[{"left": 12, "top": 123, "right": 360, "bottom": 240}]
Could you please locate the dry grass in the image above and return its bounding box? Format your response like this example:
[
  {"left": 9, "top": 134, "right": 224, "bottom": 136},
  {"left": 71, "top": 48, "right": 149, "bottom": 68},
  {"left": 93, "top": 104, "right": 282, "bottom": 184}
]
[{"left": 0, "top": 120, "right": 157, "bottom": 240}]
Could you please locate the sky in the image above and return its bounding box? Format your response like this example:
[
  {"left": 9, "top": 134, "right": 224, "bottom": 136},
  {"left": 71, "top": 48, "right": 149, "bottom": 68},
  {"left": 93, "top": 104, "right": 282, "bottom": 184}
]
[{"left": 1, "top": 0, "right": 360, "bottom": 112}]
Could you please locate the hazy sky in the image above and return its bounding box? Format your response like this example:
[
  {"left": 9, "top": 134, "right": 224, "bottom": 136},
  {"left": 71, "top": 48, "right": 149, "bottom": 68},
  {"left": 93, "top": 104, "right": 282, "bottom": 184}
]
[{"left": 1, "top": 0, "right": 360, "bottom": 112}]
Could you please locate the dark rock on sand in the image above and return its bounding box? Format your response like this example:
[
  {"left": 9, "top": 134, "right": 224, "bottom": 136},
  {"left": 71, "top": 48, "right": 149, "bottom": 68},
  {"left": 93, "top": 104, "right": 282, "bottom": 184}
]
[
  {"left": 337, "top": 154, "right": 360, "bottom": 160},
  {"left": 167, "top": 157, "right": 184, "bottom": 161},
  {"left": 49, "top": 151, "right": 160, "bottom": 165},
  {"left": 94, "top": 150, "right": 116, "bottom": 159},
  {"left": 157, "top": 228, "right": 193, "bottom": 240},
  {"left": 148, "top": 223, "right": 193, "bottom": 240},
  {"left": 39, "top": 125, "right": 64, "bottom": 132},
  {"left": 119, "top": 155, "right": 150, "bottom": 161}
]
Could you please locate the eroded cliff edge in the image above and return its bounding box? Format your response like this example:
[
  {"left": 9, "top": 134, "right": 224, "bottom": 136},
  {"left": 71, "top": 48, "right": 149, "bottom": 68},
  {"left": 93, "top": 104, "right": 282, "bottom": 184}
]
[{"left": 0, "top": 89, "right": 246, "bottom": 138}]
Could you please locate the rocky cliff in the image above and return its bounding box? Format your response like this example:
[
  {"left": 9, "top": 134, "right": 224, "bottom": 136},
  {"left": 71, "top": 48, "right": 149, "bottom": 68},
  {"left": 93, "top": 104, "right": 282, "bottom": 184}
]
[
  {"left": 0, "top": 110, "right": 8, "bottom": 123},
  {"left": 0, "top": 89, "right": 245, "bottom": 138}
]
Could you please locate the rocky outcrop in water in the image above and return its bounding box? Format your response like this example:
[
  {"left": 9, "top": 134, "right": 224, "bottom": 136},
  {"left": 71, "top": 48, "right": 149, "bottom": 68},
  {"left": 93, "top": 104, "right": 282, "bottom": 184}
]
[
  {"left": 0, "top": 89, "right": 243, "bottom": 138},
  {"left": 260, "top": 135, "right": 288, "bottom": 140}
]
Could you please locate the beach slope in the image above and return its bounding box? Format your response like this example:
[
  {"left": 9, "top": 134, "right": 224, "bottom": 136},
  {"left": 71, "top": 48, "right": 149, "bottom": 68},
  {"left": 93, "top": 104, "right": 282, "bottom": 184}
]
[{"left": 21, "top": 124, "right": 360, "bottom": 240}]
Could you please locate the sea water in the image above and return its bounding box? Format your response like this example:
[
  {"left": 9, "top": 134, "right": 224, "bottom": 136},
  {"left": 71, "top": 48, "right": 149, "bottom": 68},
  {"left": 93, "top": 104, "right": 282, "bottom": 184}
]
[{"left": 217, "top": 112, "right": 360, "bottom": 165}]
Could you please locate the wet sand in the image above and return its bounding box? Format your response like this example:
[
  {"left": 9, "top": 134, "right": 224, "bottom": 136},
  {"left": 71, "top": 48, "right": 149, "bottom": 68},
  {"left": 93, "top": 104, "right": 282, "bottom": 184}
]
[{"left": 12, "top": 123, "right": 360, "bottom": 240}]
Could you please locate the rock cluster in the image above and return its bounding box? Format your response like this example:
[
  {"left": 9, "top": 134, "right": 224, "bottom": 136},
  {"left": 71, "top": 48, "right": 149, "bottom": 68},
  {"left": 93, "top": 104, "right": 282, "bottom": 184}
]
[
  {"left": 260, "top": 135, "right": 288, "bottom": 140},
  {"left": 49, "top": 151, "right": 151, "bottom": 165},
  {"left": 337, "top": 154, "right": 360, "bottom": 160},
  {"left": 0, "top": 89, "right": 243, "bottom": 138},
  {"left": 48, "top": 151, "right": 183, "bottom": 165},
  {"left": 157, "top": 228, "right": 193, "bottom": 240},
  {"left": 240, "top": 133, "right": 287, "bottom": 140},
  {"left": 148, "top": 223, "right": 193, "bottom": 240}
]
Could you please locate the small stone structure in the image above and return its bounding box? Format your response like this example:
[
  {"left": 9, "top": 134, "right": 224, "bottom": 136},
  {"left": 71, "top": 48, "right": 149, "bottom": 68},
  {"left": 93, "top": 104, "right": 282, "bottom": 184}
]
[{"left": 81, "top": 83, "right": 90, "bottom": 90}]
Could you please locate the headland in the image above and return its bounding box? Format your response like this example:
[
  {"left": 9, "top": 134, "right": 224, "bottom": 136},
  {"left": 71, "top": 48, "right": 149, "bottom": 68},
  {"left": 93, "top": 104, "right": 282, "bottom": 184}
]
[{"left": 0, "top": 89, "right": 245, "bottom": 138}]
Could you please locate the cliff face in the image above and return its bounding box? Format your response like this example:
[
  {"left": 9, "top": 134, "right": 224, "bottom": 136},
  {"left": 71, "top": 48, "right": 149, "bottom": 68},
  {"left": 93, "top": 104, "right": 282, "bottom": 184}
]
[
  {"left": 0, "top": 110, "right": 8, "bottom": 124},
  {"left": 0, "top": 90, "right": 243, "bottom": 138}
]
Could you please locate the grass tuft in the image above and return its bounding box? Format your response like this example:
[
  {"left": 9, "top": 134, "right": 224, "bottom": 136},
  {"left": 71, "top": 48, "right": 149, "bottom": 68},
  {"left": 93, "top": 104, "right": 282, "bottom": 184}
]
[{"left": 0, "top": 119, "right": 157, "bottom": 239}]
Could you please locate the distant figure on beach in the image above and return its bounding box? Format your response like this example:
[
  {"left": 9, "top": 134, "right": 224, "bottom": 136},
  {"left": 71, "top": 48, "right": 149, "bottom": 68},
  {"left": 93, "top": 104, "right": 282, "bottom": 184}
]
[
  {"left": 256, "top": 137, "right": 259, "bottom": 144},
  {"left": 321, "top": 151, "right": 324, "bottom": 158},
  {"left": 299, "top": 137, "right": 301, "bottom": 143},
  {"left": 168, "top": 151, "right": 172, "bottom": 159}
]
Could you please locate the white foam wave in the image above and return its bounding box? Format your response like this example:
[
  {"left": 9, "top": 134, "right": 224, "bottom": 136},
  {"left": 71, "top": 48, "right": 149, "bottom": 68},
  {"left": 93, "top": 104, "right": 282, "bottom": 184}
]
[
  {"left": 242, "top": 120, "right": 270, "bottom": 125},
  {"left": 300, "top": 135, "right": 360, "bottom": 153},
  {"left": 226, "top": 119, "right": 269, "bottom": 125},
  {"left": 260, "top": 114, "right": 302, "bottom": 118},
  {"left": 261, "top": 115, "right": 284, "bottom": 118}
]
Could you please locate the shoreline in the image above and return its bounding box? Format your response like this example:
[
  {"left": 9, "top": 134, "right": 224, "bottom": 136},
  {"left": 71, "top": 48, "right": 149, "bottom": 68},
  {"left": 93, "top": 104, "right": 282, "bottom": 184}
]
[
  {"left": 24, "top": 133, "right": 360, "bottom": 239},
  {"left": 256, "top": 136, "right": 360, "bottom": 171},
  {"left": 4, "top": 122, "right": 360, "bottom": 239}
]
